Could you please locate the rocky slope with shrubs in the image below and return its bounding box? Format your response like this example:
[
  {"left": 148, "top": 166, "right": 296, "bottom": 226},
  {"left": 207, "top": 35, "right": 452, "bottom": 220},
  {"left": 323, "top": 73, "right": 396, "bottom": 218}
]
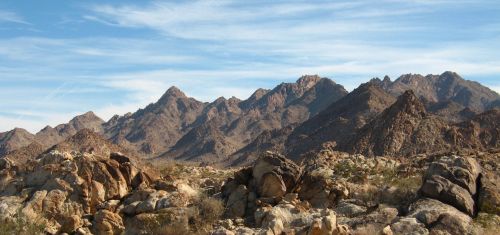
[{"left": 1, "top": 128, "right": 499, "bottom": 234}]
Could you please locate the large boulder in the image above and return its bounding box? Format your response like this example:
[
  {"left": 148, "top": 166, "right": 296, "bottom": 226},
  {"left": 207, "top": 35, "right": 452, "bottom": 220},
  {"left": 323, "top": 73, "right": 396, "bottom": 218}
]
[
  {"left": 406, "top": 198, "right": 472, "bottom": 234},
  {"left": 252, "top": 152, "right": 302, "bottom": 198},
  {"left": 420, "top": 155, "right": 481, "bottom": 216},
  {"left": 298, "top": 167, "right": 349, "bottom": 208}
]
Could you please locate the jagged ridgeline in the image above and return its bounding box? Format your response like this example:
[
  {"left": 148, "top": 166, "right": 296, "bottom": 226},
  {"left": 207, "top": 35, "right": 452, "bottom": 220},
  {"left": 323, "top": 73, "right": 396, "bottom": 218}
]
[{"left": 0, "top": 72, "right": 499, "bottom": 234}]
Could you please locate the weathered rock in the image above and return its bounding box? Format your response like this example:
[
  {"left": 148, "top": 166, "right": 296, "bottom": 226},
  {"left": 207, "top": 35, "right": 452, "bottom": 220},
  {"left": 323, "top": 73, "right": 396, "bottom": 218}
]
[
  {"left": 260, "top": 172, "right": 286, "bottom": 198},
  {"left": 22, "top": 190, "right": 47, "bottom": 219},
  {"left": 478, "top": 171, "right": 500, "bottom": 215},
  {"left": 334, "top": 201, "right": 367, "bottom": 217},
  {"left": 306, "top": 210, "right": 337, "bottom": 235},
  {"left": 93, "top": 209, "right": 125, "bottom": 235},
  {"left": 406, "top": 198, "right": 472, "bottom": 235},
  {"left": 252, "top": 152, "right": 301, "bottom": 197},
  {"left": 420, "top": 175, "right": 475, "bottom": 216},
  {"left": 390, "top": 218, "right": 428, "bottom": 235},
  {"left": 226, "top": 184, "right": 248, "bottom": 218},
  {"left": 60, "top": 215, "right": 83, "bottom": 233},
  {"left": 420, "top": 155, "right": 481, "bottom": 216}
]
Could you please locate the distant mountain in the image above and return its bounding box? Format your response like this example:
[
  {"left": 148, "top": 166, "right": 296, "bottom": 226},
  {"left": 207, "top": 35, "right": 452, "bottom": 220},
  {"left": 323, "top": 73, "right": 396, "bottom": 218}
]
[
  {"left": 341, "top": 90, "right": 448, "bottom": 156},
  {"left": 35, "top": 111, "right": 104, "bottom": 147},
  {"left": 369, "top": 71, "right": 500, "bottom": 112},
  {"left": 0, "top": 128, "right": 35, "bottom": 156},
  {"left": 285, "top": 83, "right": 396, "bottom": 160},
  {"left": 1, "top": 72, "right": 498, "bottom": 165},
  {"left": 158, "top": 75, "right": 348, "bottom": 163},
  {"left": 341, "top": 91, "right": 499, "bottom": 157},
  {"left": 103, "top": 86, "right": 206, "bottom": 155}
]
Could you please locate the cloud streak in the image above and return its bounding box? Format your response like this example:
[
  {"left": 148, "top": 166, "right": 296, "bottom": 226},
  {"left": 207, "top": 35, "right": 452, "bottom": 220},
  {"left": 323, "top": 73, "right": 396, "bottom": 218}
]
[{"left": 0, "top": 0, "right": 499, "bottom": 132}]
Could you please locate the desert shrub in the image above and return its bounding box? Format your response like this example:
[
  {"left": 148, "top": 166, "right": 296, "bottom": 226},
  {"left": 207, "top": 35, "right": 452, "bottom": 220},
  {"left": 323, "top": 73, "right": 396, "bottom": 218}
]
[
  {"left": 190, "top": 195, "right": 225, "bottom": 233},
  {"left": 0, "top": 214, "right": 45, "bottom": 235}
]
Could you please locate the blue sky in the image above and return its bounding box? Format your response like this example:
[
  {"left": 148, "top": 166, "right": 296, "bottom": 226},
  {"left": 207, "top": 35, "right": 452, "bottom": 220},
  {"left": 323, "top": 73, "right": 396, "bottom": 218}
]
[{"left": 1, "top": 0, "right": 499, "bottom": 132}]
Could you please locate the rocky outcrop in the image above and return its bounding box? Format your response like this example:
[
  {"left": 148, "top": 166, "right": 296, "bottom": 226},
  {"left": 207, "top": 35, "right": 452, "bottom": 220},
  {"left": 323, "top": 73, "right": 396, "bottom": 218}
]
[
  {"left": 0, "top": 130, "right": 160, "bottom": 234},
  {"left": 222, "top": 152, "right": 303, "bottom": 219},
  {"left": 419, "top": 155, "right": 481, "bottom": 216},
  {"left": 220, "top": 151, "right": 350, "bottom": 234}
]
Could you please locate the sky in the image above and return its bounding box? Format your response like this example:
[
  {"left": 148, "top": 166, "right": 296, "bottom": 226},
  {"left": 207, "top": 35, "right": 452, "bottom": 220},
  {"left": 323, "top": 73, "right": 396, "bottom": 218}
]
[{"left": 0, "top": 0, "right": 499, "bottom": 133}]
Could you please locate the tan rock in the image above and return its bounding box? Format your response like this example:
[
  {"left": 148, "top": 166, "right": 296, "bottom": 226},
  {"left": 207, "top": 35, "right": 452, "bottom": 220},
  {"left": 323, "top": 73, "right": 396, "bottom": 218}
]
[{"left": 93, "top": 209, "right": 124, "bottom": 235}]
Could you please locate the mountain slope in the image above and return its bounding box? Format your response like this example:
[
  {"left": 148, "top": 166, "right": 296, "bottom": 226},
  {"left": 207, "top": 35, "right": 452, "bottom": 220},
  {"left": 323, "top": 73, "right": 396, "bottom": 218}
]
[
  {"left": 0, "top": 128, "right": 35, "bottom": 156},
  {"left": 341, "top": 91, "right": 499, "bottom": 157},
  {"left": 35, "top": 111, "right": 104, "bottom": 148},
  {"left": 285, "top": 83, "right": 396, "bottom": 160},
  {"left": 341, "top": 90, "right": 449, "bottom": 156},
  {"left": 103, "top": 86, "right": 207, "bottom": 155},
  {"left": 158, "top": 75, "right": 348, "bottom": 163}
]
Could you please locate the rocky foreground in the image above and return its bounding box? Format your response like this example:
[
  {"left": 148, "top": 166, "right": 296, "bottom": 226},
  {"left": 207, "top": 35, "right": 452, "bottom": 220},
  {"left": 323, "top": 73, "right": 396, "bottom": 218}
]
[{"left": 0, "top": 130, "right": 499, "bottom": 234}]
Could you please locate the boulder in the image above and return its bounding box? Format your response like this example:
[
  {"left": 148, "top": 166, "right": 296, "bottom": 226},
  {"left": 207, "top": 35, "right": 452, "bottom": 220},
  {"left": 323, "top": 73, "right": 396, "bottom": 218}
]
[
  {"left": 252, "top": 152, "right": 301, "bottom": 198},
  {"left": 478, "top": 171, "right": 500, "bottom": 215},
  {"left": 260, "top": 172, "right": 286, "bottom": 198},
  {"left": 406, "top": 198, "right": 472, "bottom": 235},
  {"left": 390, "top": 218, "right": 428, "bottom": 235},
  {"left": 420, "top": 175, "right": 475, "bottom": 216},
  {"left": 93, "top": 209, "right": 125, "bottom": 235},
  {"left": 420, "top": 155, "right": 481, "bottom": 216}
]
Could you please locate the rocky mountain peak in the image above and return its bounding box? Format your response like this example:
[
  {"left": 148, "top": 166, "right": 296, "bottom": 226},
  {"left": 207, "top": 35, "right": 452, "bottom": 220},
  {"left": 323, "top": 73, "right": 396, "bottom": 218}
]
[
  {"left": 383, "top": 75, "right": 391, "bottom": 82},
  {"left": 69, "top": 111, "right": 104, "bottom": 125},
  {"left": 296, "top": 75, "right": 322, "bottom": 89},
  {"left": 158, "top": 86, "right": 187, "bottom": 103},
  {"left": 389, "top": 90, "right": 427, "bottom": 118}
]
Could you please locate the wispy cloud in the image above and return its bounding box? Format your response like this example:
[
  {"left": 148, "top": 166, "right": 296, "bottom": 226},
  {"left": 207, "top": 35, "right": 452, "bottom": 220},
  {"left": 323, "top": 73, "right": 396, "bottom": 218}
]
[
  {"left": 0, "top": 10, "right": 29, "bottom": 24},
  {"left": 1, "top": 0, "right": 499, "bottom": 132}
]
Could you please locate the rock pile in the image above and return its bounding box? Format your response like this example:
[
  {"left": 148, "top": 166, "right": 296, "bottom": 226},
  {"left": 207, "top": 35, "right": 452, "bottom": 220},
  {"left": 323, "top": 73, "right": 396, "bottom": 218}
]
[{"left": 220, "top": 152, "right": 350, "bottom": 234}]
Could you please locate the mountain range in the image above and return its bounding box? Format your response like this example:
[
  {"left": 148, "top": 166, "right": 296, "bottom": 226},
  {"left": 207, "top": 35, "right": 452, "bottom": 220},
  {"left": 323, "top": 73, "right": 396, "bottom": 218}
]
[{"left": 1, "top": 72, "right": 499, "bottom": 166}]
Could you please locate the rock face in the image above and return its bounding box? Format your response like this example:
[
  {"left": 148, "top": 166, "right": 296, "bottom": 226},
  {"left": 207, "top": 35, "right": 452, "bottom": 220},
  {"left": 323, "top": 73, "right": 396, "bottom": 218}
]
[
  {"left": 342, "top": 91, "right": 499, "bottom": 157},
  {"left": 420, "top": 155, "right": 481, "bottom": 216},
  {"left": 342, "top": 90, "right": 449, "bottom": 157}
]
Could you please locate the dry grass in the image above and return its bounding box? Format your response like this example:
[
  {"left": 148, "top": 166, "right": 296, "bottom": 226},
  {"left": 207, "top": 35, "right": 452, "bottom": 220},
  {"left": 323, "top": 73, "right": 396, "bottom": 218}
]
[{"left": 143, "top": 195, "right": 224, "bottom": 235}]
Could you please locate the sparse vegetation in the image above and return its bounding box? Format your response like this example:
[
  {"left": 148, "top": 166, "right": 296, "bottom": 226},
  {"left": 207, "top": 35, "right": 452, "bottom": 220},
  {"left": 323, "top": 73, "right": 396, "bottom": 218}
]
[
  {"left": 0, "top": 214, "right": 45, "bottom": 235},
  {"left": 473, "top": 213, "right": 500, "bottom": 235},
  {"left": 190, "top": 195, "right": 225, "bottom": 234}
]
